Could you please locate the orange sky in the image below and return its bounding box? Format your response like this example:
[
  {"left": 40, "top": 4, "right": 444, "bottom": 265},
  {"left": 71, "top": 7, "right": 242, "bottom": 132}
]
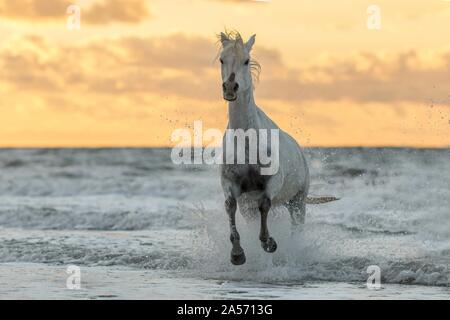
[{"left": 0, "top": 0, "right": 449, "bottom": 147}]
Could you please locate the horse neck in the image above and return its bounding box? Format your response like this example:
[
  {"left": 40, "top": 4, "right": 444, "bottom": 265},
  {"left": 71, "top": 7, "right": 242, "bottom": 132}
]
[{"left": 227, "top": 87, "right": 257, "bottom": 130}]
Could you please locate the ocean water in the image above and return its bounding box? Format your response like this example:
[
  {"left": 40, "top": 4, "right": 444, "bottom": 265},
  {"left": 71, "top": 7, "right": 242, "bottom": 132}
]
[{"left": 0, "top": 148, "right": 449, "bottom": 299}]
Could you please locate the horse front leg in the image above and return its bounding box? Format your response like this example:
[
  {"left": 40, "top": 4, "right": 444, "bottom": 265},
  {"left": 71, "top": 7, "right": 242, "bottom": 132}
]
[
  {"left": 258, "top": 196, "right": 277, "bottom": 253},
  {"left": 225, "top": 196, "right": 246, "bottom": 265},
  {"left": 258, "top": 174, "right": 283, "bottom": 253}
]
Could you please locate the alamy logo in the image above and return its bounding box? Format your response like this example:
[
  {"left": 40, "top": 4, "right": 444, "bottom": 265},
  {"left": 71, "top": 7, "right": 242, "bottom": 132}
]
[
  {"left": 366, "top": 265, "right": 381, "bottom": 289},
  {"left": 171, "top": 121, "right": 280, "bottom": 175},
  {"left": 66, "top": 265, "right": 81, "bottom": 290},
  {"left": 367, "top": 5, "right": 381, "bottom": 30},
  {"left": 67, "top": 5, "right": 81, "bottom": 30}
]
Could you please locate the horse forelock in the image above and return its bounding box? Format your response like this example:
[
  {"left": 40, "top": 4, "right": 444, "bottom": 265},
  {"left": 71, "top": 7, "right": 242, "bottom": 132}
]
[{"left": 222, "top": 41, "right": 245, "bottom": 59}]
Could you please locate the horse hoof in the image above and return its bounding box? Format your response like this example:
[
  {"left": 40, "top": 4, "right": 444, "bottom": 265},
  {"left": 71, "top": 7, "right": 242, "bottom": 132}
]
[
  {"left": 261, "top": 237, "right": 277, "bottom": 253},
  {"left": 231, "top": 251, "right": 246, "bottom": 265}
]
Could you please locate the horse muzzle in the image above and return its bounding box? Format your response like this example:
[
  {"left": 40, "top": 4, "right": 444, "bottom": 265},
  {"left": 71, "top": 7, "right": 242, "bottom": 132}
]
[
  {"left": 222, "top": 82, "right": 239, "bottom": 101},
  {"left": 222, "top": 73, "right": 239, "bottom": 101}
]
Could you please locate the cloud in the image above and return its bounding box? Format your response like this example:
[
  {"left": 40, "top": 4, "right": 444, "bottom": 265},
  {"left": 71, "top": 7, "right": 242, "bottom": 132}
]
[
  {"left": 83, "top": 0, "right": 151, "bottom": 24},
  {"left": 0, "top": 0, "right": 68, "bottom": 20},
  {"left": 0, "top": 33, "right": 289, "bottom": 104},
  {"left": 0, "top": 33, "right": 448, "bottom": 147},
  {"left": 1, "top": 33, "right": 449, "bottom": 107},
  {"left": 0, "top": 33, "right": 222, "bottom": 113},
  {"left": 0, "top": 0, "right": 150, "bottom": 24},
  {"left": 257, "top": 50, "right": 450, "bottom": 105}
]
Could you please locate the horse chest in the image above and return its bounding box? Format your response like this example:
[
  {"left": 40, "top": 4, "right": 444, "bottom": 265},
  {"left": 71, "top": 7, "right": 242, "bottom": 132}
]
[{"left": 222, "top": 164, "right": 269, "bottom": 193}]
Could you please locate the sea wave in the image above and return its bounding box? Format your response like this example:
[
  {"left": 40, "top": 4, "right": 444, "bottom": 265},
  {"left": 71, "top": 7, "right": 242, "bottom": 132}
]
[{"left": 0, "top": 148, "right": 448, "bottom": 288}]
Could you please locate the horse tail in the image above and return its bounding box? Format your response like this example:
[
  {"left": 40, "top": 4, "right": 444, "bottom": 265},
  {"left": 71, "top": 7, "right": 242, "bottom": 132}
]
[{"left": 305, "top": 196, "right": 340, "bottom": 204}]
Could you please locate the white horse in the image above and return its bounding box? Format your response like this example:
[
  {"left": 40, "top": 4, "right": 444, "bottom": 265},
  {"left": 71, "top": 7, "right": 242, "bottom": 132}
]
[{"left": 218, "top": 31, "right": 338, "bottom": 265}]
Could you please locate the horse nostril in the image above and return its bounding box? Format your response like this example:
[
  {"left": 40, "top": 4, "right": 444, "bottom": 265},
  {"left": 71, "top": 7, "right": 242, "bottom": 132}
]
[
  {"left": 222, "top": 83, "right": 226, "bottom": 91},
  {"left": 234, "top": 83, "right": 239, "bottom": 92}
]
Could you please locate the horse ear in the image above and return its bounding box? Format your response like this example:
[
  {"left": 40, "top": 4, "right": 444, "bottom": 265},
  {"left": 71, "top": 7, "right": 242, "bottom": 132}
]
[
  {"left": 245, "top": 34, "right": 256, "bottom": 52},
  {"left": 220, "top": 32, "right": 230, "bottom": 46}
]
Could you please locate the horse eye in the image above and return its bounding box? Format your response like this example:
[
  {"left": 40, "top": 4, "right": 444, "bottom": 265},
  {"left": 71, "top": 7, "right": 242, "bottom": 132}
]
[
  {"left": 220, "top": 58, "right": 224, "bottom": 64},
  {"left": 244, "top": 59, "right": 250, "bottom": 65}
]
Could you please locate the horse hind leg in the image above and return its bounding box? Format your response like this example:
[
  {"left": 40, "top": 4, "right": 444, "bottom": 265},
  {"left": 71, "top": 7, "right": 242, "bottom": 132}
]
[{"left": 286, "top": 192, "right": 306, "bottom": 227}]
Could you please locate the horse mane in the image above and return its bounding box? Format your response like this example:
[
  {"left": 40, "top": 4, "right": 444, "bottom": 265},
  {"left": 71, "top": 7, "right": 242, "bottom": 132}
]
[{"left": 215, "top": 30, "right": 261, "bottom": 84}]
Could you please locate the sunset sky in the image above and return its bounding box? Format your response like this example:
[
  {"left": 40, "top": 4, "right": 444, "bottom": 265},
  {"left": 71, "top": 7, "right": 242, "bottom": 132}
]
[{"left": 0, "top": 0, "right": 449, "bottom": 147}]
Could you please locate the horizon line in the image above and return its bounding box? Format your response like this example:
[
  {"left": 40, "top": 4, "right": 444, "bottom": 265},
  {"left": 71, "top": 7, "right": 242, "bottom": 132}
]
[{"left": 0, "top": 145, "right": 448, "bottom": 150}]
